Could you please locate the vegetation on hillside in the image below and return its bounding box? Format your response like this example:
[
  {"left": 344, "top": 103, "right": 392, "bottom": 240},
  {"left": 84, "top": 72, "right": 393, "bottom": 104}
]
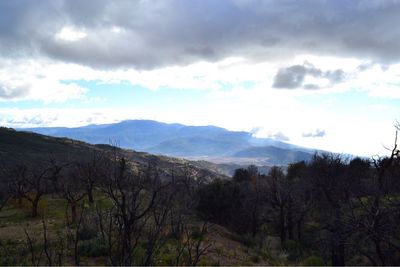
[
  {"left": 0, "top": 125, "right": 399, "bottom": 265},
  {"left": 197, "top": 125, "right": 400, "bottom": 265}
]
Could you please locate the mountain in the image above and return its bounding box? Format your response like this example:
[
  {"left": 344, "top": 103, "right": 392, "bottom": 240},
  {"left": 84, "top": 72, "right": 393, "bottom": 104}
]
[
  {"left": 0, "top": 126, "right": 225, "bottom": 181},
  {"left": 22, "top": 120, "right": 316, "bottom": 166},
  {"left": 26, "top": 120, "right": 252, "bottom": 155}
]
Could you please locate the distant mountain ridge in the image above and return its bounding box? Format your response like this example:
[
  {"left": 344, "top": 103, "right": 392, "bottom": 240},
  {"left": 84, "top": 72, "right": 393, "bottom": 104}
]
[{"left": 22, "top": 120, "right": 317, "bottom": 166}]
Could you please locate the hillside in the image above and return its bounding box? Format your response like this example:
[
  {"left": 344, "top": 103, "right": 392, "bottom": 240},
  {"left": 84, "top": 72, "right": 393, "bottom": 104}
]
[
  {"left": 0, "top": 126, "right": 274, "bottom": 266},
  {"left": 233, "top": 146, "right": 313, "bottom": 165},
  {"left": 1, "top": 127, "right": 398, "bottom": 266},
  {"left": 23, "top": 120, "right": 315, "bottom": 166},
  {"left": 0, "top": 127, "right": 225, "bottom": 182}
]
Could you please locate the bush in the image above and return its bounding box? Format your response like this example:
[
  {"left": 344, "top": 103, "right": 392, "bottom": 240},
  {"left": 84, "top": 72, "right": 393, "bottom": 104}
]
[
  {"left": 132, "top": 243, "right": 146, "bottom": 264},
  {"left": 77, "top": 226, "right": 97, "bottom": 241},
  {"left": 9, "top": 195, "right": 48, "bottom": 216},
  {"left": 158, "top": 252, "right": 176, "bottom": 266},
  {"left": 239, "top": 234, "right": 257, "bottom": 248},
  {"left": 190, "top": 225, "right": 205, "bottom": 240},
  {"left": 77, "top": 217, "right": 98, "bottom": 241},
  {"left": 251, "top": 254, "right": 260, "bottom": 263},
  {"left": 198, "top": 258, "right": 218, "bottom": 266},
  {"left": 302, "top": 255, "right": 325, "bottom": 266},
  {"left": 286, "top": 239, "right": 300, "bottom": 261},
  {"left": 78, "top": 238, "right": 107, "bottom": 257}
]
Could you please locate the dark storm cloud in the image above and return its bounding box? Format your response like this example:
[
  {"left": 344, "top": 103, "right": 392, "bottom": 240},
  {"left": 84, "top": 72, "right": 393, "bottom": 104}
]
[
  {"left": 273, "top": 64, "right": 319, "bottom": 89},
  {"left": 302, "top": 129, "right": 326, "bottom": 138},
  {"left": 1, "top": 0, "right": 400, "bottom": 69},
  {"left": 273, "top": 63, "right": 345, "bottom": 89}
]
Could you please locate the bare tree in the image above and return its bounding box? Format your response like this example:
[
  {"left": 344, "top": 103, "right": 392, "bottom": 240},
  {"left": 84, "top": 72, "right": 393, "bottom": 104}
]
[
  {"left": 9, "top": 165, "right": 50, "bottom": 217},
  {"left": 350, "top": 124, "right": 400, "bottom": 265},
  {"left": 24, "top": 227, "right": 42, "bottom": 266},
  {"left": 142, "top": 181, "right": 175, "bottom": 265},
  {"left": 75, "top": 150, "right": 106, "bottom": 204},
  {"left": 306, "top": 154, "right": 352, "bottom": 266},
  {"left": 102, "top": 153, "right": 168, "bottom": 265},
  {"left": 174, "top": 221, "right": 213, "bottom": 266},
  {"left": 286, "top": 161, "right": 314, "bottom": 244},
  {"left": 266, "top": 166, "right": 289, "bottom": 247},
  {"left": 58, "top": 164, "right": 87, "bottom": 224},
  {"left": 6, "top": 158, "right": 66, "bottom": 217},
  {"left": 0, "top": 184, "right": 10, "bottom": 212},
  {"left": 0, "top": 164, "right": 11, "bottom": 212}
]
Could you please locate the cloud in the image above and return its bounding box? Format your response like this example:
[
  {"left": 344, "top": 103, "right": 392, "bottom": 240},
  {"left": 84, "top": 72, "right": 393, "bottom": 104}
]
[
  {"left": 0, "top": 60, "right": 88, "bottom": 102},
  {"left": 4, "top": 114, "right": 58, "bottom": 127},
  {"left": 0, "top": 107, "right": 151, "bottom": 128},
  {"left": 0, "top": 77, "right": 87, "bottom": 102},
  {"left": 1, "top": 1, "right": 400, "bottom": 69},
  {"left": 272, "top": 62, "right": 346, "bottom": 89},
  {"left": 268, "top": 132, "right": 290, "bottom": 142},
  {"left": 302, "top": 129, "right": 326, "bottom": 138},
  {"left": 0, "top": 83, "right": 30, "bottom": 99}
]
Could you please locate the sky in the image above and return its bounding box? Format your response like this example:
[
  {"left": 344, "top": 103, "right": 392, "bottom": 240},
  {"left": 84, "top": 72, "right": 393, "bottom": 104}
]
[{"left": 1, "top": 0, "right": 400, "bottom": 157}]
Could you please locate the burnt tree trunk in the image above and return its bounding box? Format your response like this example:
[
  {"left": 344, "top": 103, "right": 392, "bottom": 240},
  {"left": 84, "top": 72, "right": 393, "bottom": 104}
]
[
  {"left": 331, "top": 243, "right": 345, "bottom": 266},
  {"left": 280, "top": 204, "right": 286, "bottom": 247},
  {"left": 31, "top": 194, "right": 41, "bottom": 217},
  {"left": 87, "top": 189, "right": 94, "bottom": 204},
  {"left": 287, "top": 197, "right": 294, "bottom": 240},
  {"left": 71, "top": 203, "right": 77, "bottom": 224}
]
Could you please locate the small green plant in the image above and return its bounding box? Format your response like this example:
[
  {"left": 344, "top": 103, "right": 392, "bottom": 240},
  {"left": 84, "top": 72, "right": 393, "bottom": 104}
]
[
  {"left": 231, "top": 233, "right": 257, "bottom": 248},
  {"left": 251, "top": 254, "right": 260, "bottom": 263},
  {"left": 286, "top": 239, "right": 300, "bottom": 261},
  {"left": 190, "top": 225, "right": 204, "bottom": 240},
  {"left": 158, "top": 252, "right": 177, "bottom": 265},
  {"left": 198, "top": 258, "right": 216, "bottom": 266},
  {"left": 132, "top": 243, "right": 146, "bottom": 264},
  {"left": 302, "top": 255, "right": 325, "bottom": 266},
  {"left": 9, "top": 195, "right": 48, "bottom": 216},
  {"left": 77, "top": 238, "right": 107, "bottom": 257},
  {"left": 77, "top": 218, "right": 98, "bottom": 241}
]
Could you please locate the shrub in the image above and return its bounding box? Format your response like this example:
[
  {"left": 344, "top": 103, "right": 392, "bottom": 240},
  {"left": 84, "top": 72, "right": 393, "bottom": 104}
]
[
  {"left": 286, "top": 239, "right": 300, "bottom": 261},
  {"left": 132, "top": 243, "right": 146, "bottom": 264},
  {"left": 78, "top": 238, "right": 107, "bottom": 257},
  {"left": 77, "top": 226, "right": 97, "bottom": 241},
  {"left": 302, "top": 255, "right": 325, "bottom": 266},
  {"left": 77, "top": 217, "right": 98, "bottom": 241},
  {"left": 158, "top": 252, "right": 176, "bottom": 265},
  {"left": 190, "top": 225, "right": 205, "bottom": 240},
  {"left": 251, "top": 254, "right": 260, "bottom": 263},
  {"left": 240, "top": 234, "right": 257, "bottom": 248},
  {"left": 9, "top": 195, "right": 48, "bottom": 216}
]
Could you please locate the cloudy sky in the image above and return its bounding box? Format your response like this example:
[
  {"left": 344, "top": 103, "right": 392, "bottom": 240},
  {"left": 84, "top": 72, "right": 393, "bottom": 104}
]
[{"left": 1, "top": 0, "right": 400, "bottom": 156}]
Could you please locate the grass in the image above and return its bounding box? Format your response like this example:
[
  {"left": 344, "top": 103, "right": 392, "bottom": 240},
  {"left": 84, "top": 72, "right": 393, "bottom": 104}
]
[
  {"left": 0, "top": 193, "right": 278, "bottom": 265},
  {"left": 0, "top": 192, "right": 112, "bottom": 265}
]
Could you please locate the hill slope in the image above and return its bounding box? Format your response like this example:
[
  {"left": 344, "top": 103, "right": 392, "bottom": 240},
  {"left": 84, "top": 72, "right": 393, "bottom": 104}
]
[
  {"left": 0, "top": 127, "right": 225, "bottom": 181},
  {"left": 234, "top": 146, "right": 313, "bottom": 165}
]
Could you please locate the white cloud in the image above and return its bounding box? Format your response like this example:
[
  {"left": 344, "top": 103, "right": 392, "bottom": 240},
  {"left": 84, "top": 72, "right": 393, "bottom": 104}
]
[
  {"left": 0, "top": 59, "right": 88, "bottom": 102},
  {"left": 55, "top": 26, "right": 87, "bottom": 42},
  {"left": 2, "top": 55, "right": 400, "bottom": 103},
  {"left": 1, "top": 55, "right": 400, "bottom": 158}
]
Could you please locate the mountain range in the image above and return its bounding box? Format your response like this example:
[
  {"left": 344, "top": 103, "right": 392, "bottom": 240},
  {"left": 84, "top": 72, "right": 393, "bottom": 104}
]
[{"left": 22, "top": 120, "right": 317, "bottom": 170}]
